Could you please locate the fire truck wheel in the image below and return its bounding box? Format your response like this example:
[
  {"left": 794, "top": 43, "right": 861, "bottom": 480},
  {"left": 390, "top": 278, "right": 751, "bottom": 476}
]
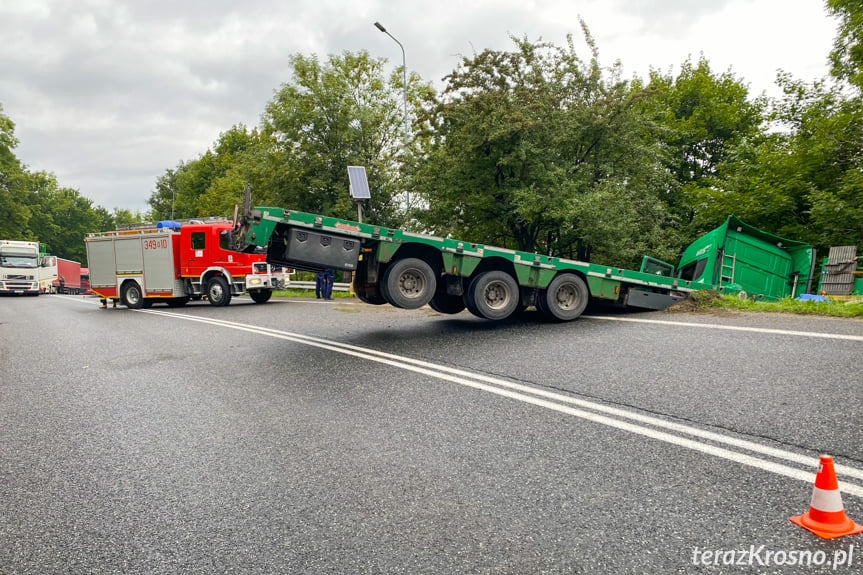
[
  {"left": 540, "top": 273, "right": 588, "bottom": 321},
  {"left": 382, "top": 258, "right": 436, "bottom": 309},
  {"left": 122, "top": 282, "right": 144, "bottom": 309},
  {"left": 465, "top": 270, "right": 519, "bottom": 320},
  {"left": 206, "top": 276, "right": 232, "bottom": 307},
  {"left": 249, "top": 290, "right": 272, "bottom": 304}
]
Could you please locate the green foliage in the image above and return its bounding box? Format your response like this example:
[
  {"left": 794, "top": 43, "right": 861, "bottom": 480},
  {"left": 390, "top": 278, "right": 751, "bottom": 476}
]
[
  {"left": 0, "top": 105, "right": 33, "bottom": 239},
  {"left": 411, "top": 28, "right": 681, "bottom": 267},
  {"left": 642, "top": 57, "right": 765, "bottom": 223},
  {"left": 147, "top": 126, "right": 278, "bottom": 220},
  {"left": 827, "top": 0, "right": 863, "bottom": 89},
  {"left": 261, "top": 51, "right": 424, "bottom": 227},
  {"left": 148, "top": 51, "right": 429, "bottom": 229},
  {"left": 688, "top": 75, "right": 863, "bottom": 255},
  {"left": 138, "top": 20, "right": 862, "bottom": 268}
]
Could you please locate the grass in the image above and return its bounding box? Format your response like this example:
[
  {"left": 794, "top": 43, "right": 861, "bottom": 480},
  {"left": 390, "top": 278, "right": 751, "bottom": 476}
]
[
  {"left": 677, "top": 290, "right": 863, "bottom": 318},
  {"left": 271, "top": 288, "right": 354, "bottom": 299}
]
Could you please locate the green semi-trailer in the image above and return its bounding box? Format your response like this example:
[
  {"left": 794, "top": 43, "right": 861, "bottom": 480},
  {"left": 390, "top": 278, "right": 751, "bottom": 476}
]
[{"left": 231, "top": 203, "right": 816, "bottom": 322}]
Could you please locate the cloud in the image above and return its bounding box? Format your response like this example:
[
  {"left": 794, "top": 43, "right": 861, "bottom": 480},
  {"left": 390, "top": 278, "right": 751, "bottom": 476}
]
[{"left": 0, "top": 0, "right": 837, "bottom": 213}]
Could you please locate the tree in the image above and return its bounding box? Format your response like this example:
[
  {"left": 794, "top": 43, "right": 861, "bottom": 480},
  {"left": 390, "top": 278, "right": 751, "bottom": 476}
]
[
  {"left": 411, "top": 29, "right": 680, "bottom": 267},
  {"left": 261, "top": 50, "right": 430, "bottom": 227},
  {"left": 147, "top": 167, "right": 180, "bottom": 221},
  {"left": 827, "top": 0, "right": 863, "bottom": 89},
  {"left": 24, "top": 172, "right": 102, "bottom": 262},
  {"left": 689, "top": 74, "right": 863, "bottom": 252},
  {"left": 0, "top": 104, "right": 33, "bottom": 239},
  {"left": 642, "top": 57, "right": 765, "bottom": 224}
]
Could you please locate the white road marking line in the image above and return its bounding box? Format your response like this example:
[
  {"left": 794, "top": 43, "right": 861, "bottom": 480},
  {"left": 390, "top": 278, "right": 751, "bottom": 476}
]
[
  {"left": 587, "top": 315, "right": 863, "bottom": 342},
  {"left": 140, "top": 308, "right": 863, "bottom": 498},
  {"left": 147, "top": 311, "right": 863, "bottom": 482}
]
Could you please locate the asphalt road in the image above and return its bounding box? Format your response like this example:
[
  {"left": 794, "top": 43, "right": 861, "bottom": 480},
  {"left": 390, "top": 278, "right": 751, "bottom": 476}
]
[{"left": 1, "top": 294, "right": 862, "bottom": 574}]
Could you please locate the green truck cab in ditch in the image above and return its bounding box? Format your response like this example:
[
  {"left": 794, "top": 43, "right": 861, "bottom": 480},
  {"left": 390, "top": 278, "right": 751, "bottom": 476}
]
[
  {"left": 234, "top": 206, "right": 815, "bottom": 322},
  {"left": 646, "top": 215, "right": 816, "bottom": 301}
]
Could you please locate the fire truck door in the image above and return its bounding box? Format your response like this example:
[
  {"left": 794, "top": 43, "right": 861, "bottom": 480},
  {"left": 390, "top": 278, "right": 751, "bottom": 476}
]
[{"left": 185, "top": 230, "right": 209, "bottom": 277}]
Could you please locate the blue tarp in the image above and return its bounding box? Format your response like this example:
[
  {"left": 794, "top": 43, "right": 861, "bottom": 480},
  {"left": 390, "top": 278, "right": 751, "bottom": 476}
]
[{"left": 795, "top": 294, "right": 830, "bottom": 303}]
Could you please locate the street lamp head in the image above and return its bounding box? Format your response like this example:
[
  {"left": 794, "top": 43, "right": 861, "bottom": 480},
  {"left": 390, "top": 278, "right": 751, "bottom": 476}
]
[{"left": 374, "top": 21, "right": 386, "bottom": 33}]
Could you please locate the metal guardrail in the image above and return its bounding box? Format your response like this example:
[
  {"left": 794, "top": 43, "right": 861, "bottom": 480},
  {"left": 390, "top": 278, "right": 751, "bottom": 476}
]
[{"left": 287, "top": 281, "right": 351, "bottom": 292}]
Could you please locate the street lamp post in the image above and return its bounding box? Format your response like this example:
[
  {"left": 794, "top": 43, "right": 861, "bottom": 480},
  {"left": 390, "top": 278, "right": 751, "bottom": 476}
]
[{"left": 374, "top": 21, "right": 410, "bottom": 212}]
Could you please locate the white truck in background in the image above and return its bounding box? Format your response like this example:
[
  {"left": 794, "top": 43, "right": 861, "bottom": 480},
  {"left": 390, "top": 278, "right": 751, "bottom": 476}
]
[{"left": 0, "top": 240, "right": 41, "bottom": 295}]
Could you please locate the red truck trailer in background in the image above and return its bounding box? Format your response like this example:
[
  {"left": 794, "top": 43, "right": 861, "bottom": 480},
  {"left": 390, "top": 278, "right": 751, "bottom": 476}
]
[{"left": 40, "top": 256, "right": 84, "bottom": 294}]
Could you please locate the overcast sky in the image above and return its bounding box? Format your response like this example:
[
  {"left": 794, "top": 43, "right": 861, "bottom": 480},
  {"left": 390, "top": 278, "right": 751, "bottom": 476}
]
[{"left": 0, "top": 0, "right": 839, "bottom": 214}]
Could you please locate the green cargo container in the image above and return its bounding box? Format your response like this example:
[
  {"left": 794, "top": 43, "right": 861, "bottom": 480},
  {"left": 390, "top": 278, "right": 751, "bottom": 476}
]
[{"left": 675, "top": 215, "right": 815, "bottom": 300}]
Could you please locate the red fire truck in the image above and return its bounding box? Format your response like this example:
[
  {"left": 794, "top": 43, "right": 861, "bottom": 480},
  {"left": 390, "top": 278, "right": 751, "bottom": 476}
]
[{"left": 84, "top": 219, "right": 277, "bottom": 308}]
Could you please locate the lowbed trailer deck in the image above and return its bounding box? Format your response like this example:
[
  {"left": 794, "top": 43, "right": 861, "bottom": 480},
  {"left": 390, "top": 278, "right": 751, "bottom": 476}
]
[{"left": 240, "top": 207, "right": 696, "bottom": 321}]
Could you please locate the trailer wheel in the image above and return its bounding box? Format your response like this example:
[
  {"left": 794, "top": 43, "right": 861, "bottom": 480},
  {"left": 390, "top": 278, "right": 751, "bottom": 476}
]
[
  {"left": 382, "top": 258, "right": 436, "bottom": 309},
  {"left": 249, "top": 289, "right": 272, "bottom": 304},
  {"left": 122, "top": 282, "right": 144, "bottom": 309},
  {"left": 356, "top": 289, "right": 387, "bottom": 305},
  {"left": 353, "top": 276, "right": 387, "bottom": 305},
  {"left": 540, "top": 273, "right": 588, "bottom": 321},
  {"left": 206, "top": 276, "right": 232, "bottom": 307},
  {"left": 428, "top": 291, "right": 466, "bottom": 315},
  {"left": 465, "top": 270, "right": 519, "bottom": 320}
]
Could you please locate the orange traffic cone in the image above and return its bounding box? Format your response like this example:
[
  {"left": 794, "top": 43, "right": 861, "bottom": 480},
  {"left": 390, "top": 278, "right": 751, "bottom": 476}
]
[{"left": 790, "top": 455, "right": 863, "bottom": 539}]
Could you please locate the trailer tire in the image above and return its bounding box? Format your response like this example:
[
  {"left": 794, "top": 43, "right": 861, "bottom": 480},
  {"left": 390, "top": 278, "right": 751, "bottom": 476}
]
[
  {"left": 249, "top": 289, "right": 272, "bottom": 304},
  {"left": 206, "top": 276, "right": 232, "bottom": 307},
  {"left": 122, "top": 282, "right": 144, "bottom": 309},
  {"left": 356, "top": 290, "right": 387, "bottom": 305},
  {"left": 382, "top": 258, "right": 436, "bottom": 309},
  {"left": 464, "top": 270, "right": 519, "bottom": 320},
  {"left": 540, "top": 273, "right": 588, "bottom": 321},
  {"left": 428, "top": 291, "right": 466, "bottom": 315},
  {"left": 353, "top": 275, "right": 387, "bottom": 305}
]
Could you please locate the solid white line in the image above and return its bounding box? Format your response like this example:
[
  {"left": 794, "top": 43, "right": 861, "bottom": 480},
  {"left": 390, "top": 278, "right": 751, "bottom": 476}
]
[
  {"left": 586, "top": 315, "right": 863, "bottom": 342},
  {"left": 146, "top": 311, "right": 863, "bottom": 483},
  {"left": 139, "top": 309, "right": 863, "bottom": 497},
  {"left": 66, "top": 297, "right": 863, "bottom": 480}
]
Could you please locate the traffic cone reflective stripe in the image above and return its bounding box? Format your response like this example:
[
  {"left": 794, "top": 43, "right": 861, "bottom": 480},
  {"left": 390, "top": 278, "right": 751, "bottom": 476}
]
[
  {"left": 810, "top": 486, "right": 844, "bottom": 513},
  {"left": 790, "top": 455, "right": 863, "bottom": 539}
]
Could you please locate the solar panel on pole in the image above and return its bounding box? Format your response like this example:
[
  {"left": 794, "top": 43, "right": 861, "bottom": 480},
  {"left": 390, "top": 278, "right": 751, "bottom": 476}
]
[{"left": 347, "top": 166, "right": 371, "bottom": 199}]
